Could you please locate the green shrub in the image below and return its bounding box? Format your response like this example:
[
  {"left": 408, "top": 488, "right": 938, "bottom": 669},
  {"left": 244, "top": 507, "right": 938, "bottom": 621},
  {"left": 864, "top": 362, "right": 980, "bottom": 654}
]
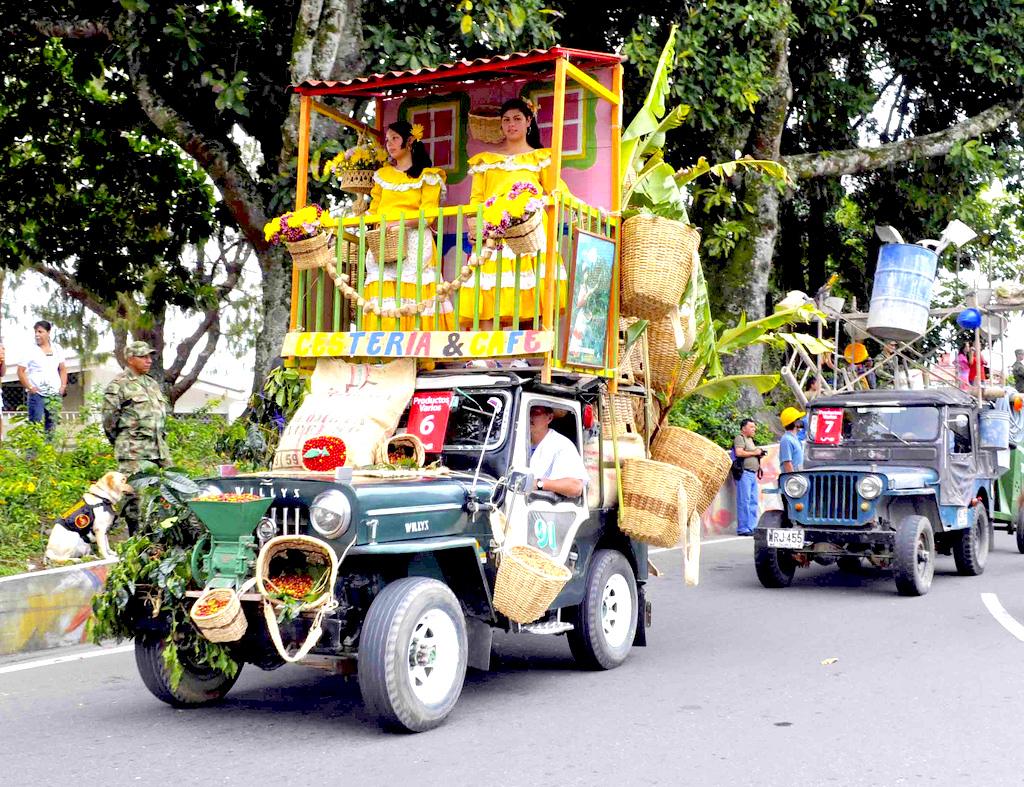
[{"left": 668, "top": 391, "right": 775, "bottom": 450}]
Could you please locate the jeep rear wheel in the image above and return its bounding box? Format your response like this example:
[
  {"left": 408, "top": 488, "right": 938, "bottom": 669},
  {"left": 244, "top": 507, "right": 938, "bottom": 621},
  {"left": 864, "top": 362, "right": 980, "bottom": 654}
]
[
  {"left": 755, "top": 542, "right": 796, "bottom": 588},
  {"left": 358, "top": 577, "right": 468, "bottom": 733},
  {"left": 567, "top": 549, "right": 638, "bottom": 670},
  {"left": 135, "top": 634, "right": 241, "bottom": 708},
  {"left": 954, "top": 505, "right": 991, "bottom": 576},
  {"left": 893, "top": 515, "right": 935, "bottom": 596}
]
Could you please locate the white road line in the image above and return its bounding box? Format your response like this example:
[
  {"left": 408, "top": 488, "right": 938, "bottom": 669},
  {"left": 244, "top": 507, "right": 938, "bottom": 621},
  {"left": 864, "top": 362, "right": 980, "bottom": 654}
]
[
  {"left": 981, "top": 593, "right": 1024, "bottom": 642},
  {"left": 0, "top": 644, "right": 134, "bottom": 676},
  {"left": 650, "top": 536, "right": 746, "bottom": 553}
]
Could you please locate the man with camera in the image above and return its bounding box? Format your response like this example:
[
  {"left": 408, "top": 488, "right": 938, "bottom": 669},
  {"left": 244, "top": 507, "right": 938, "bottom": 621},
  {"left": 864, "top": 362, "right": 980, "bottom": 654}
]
[{"left": 733, "top": 418, "right": 765, "bottom": 536}]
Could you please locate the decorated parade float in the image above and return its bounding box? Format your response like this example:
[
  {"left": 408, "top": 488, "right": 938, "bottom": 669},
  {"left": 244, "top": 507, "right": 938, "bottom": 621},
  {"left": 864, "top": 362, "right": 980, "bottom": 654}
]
[{"left": 99, "top": 45, "right": 747, "bottom": 732}]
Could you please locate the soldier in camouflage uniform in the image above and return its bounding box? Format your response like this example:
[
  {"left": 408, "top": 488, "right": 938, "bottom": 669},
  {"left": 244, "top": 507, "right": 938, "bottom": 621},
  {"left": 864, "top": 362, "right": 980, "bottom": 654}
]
[{"left": 101, "top": 341, "right": 170, "bottom": 533}]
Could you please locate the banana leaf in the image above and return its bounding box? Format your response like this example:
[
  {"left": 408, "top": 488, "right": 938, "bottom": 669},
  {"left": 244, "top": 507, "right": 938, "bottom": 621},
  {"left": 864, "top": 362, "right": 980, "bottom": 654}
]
[
  {"left": 779, "top": 331, "right": 835, "bottom": 356},
  {"left": 715, "top": 303, "right": 824, "bottom": 357},
  {"left": 622, "top": 25, "right": 678, "bottom": 143},
  {"left": 687, "top": 374, "right": 782, "bottom": 400}
]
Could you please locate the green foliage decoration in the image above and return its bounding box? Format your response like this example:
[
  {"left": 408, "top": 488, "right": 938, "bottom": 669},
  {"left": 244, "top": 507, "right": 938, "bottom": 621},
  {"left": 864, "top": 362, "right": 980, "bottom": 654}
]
[{"left": 668, "top": 390, "right": 774, "bottom": 451}]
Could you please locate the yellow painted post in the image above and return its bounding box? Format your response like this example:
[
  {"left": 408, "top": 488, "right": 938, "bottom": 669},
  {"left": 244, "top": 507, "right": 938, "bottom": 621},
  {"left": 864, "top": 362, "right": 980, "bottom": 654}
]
[
  {"left": 542, "top": 57, "right": 568, "bottom": 384},
  {"left": 609, "top": 63, "right": 623, "bottom": 393},
  {"left": 290, "top": 95, "right": 313, "bottom": 331}
]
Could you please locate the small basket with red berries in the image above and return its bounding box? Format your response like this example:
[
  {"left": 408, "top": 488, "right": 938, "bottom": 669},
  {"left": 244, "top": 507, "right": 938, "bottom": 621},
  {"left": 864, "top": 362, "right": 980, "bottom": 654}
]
[
  {"left": 372, "top": 433, "right": 426, "bottom": 468},
  {"left": 256, "top": 535, "right": 339, "bottom": 614},
  {"left": 189, "top": 587, "right": 248, "bottom": 642}
]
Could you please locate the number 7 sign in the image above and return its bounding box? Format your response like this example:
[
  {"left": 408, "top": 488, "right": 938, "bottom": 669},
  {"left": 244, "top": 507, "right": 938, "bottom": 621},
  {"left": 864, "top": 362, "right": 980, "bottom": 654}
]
[
  {"left": 407, "top": 392, "right": 453, "bottom": 453},
  {"left": 814, "top": 408, "right": 844, "bottom": 444}
]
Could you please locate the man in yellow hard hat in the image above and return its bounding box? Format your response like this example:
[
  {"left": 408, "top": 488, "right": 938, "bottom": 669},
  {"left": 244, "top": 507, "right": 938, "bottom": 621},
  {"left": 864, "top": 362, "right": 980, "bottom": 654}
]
[{"left": 779, "top": 406, "right": 806, "bottom": 473}]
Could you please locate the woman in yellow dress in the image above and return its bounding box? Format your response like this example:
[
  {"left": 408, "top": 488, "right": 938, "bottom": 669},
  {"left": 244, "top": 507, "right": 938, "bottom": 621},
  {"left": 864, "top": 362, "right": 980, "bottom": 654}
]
[
  {"left": 459, "top": 98, "right": 569, "bottom": 329},
  {"left": 364, "top": 121, "right": 453, "bottom": 331}
]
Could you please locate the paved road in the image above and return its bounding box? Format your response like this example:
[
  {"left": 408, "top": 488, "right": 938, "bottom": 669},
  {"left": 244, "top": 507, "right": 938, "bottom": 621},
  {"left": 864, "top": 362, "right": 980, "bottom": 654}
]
[{"left": 5, "top": 536, "right": 1024, "bottom": 787}]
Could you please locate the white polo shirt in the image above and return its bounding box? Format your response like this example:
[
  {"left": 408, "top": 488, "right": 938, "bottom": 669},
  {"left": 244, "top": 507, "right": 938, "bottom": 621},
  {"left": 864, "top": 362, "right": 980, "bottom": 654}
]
[
  {"left": 529, "top": 428, "right": 589, "bottom": 488},
  {"left": 21, "top": 343, "right": 65, "bottom": 394}
]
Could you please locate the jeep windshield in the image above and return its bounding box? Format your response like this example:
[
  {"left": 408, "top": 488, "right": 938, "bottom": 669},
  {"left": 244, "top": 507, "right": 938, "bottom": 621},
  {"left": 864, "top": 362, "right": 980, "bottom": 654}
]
[
  {"left": 812, "top": 405, "right": 940, "bottom": 444},
  {"left": 396, "top": 388, "right": 510, "bottom": 451}
]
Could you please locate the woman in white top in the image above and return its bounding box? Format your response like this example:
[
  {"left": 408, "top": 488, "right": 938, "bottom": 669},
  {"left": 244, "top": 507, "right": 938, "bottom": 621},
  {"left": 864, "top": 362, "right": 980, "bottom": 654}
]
[{"left": 18, "top": 320, "right": 67, "bottom": 434}]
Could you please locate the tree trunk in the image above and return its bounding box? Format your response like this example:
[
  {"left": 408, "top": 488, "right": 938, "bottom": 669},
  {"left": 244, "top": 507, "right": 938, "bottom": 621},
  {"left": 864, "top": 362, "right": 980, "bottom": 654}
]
[{"left": 253, "top": 247, "right": 293, "bottom": 395}]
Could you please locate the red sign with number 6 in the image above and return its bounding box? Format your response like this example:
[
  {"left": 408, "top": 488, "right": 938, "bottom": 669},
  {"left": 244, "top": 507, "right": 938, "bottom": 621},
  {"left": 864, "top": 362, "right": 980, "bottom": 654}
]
[
  {"left": 407, "top": 392, "right": 453, "bottom": 453},
  {"left": 814, "top": 408, "right": 844, "bottom": 444}
]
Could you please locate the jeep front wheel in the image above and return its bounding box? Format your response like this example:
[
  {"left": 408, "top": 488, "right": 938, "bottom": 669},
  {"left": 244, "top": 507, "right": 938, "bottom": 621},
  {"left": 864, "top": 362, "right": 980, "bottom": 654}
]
[
  {"left": 135, "top": 634, "right": 241, "bottom": 708},
  {"left": 893, "top": 515, "right": 935, "bottom": 596},
  {"left": 953, "top": 505, "right": 991, "bottom": 576},
  {"left": 1017, "top": 506, "right": 1024, "bottom": 555},
  {"left": 567, "top": 549, "right": 638, "bottom": 670},
  {"left": 755, "top": 542, "right": 796, "bottom": 588},
  {"left": 358, "top": 577, "right": 468, "bottom": 733}
]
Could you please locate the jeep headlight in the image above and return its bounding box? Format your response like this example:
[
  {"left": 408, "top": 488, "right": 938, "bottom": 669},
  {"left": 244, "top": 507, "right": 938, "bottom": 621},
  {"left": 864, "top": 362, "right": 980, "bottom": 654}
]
[
  {"left": 857, "top": 474, "right": 884, "bottom": 500},
  {"left": 310, "top": 490, "right": 352, "bottom": 538},
  {"left": 783, "top": 474, "right": 809, "bottom": 498}
]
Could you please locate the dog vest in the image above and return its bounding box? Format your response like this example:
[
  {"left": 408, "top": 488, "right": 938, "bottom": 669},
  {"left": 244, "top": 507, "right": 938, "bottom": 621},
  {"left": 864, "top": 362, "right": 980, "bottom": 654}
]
[{"left": 56, "top": 498, "right": 116, "bottom": 534}]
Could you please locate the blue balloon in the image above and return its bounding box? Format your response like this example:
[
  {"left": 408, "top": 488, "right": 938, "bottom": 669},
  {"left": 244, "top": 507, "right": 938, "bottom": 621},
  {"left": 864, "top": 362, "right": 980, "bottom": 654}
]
[{"left": 957, "top": 308, "right": 982, "bottom": 330}]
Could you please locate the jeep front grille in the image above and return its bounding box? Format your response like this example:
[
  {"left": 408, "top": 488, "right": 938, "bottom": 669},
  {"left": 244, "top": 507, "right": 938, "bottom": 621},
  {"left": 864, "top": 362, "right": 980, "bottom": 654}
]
[{"left": 805, "top": 473, "right": 859, "bottom": 524}]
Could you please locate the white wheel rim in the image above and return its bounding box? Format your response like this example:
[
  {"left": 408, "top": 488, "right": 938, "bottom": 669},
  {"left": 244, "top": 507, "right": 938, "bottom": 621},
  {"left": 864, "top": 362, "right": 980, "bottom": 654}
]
[
  {"left": 406, "top": 608, "right": 460, "bottom": 705},
  {"left": 601, "top": 573, "right": 632, "bottom": 649}
]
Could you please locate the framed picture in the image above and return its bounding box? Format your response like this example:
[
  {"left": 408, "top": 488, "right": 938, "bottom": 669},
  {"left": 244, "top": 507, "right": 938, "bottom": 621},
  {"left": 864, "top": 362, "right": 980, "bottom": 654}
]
[{"left": 561, "top": 227, "right": 618, "bottom": 369}]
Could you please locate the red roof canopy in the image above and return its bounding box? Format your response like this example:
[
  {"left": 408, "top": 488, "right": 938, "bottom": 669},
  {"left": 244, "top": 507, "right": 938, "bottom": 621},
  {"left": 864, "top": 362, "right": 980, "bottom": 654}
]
[{"left": 293, "top": 48, "right": 623, "bottom": 98}]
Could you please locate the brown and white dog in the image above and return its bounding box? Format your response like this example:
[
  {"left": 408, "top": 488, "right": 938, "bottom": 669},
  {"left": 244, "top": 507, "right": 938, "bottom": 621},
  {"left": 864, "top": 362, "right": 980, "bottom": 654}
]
[{"left": 44, "top": 471, "right": 134, "bottom": 564}]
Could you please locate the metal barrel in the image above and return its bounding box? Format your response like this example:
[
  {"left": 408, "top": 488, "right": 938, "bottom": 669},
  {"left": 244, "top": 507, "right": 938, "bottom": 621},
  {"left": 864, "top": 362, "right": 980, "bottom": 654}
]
[
  {"left": 979, "top": 410, "right": 1011, "bottom": 451},
  {"left": 866, "top": 244, "right": 938, "bottom": 341}
]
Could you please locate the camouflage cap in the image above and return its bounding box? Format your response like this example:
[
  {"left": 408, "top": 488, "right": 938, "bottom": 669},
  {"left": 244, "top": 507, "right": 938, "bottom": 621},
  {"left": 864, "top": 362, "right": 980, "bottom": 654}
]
[{"left": 126, "top": 341, "right": 156, "bottom": 358}]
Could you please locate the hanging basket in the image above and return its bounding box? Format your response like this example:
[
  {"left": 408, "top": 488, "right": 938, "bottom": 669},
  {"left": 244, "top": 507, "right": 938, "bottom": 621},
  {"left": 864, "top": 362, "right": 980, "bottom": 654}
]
[
  {"left": 493, "top": 545, "right": 572, "bottom": 624},
  {"left": 363, "top": 226, "right": 403, "bottom": 263},
  {"left": 469, "top": 106, "right": 505, "bottom": 144},
  {"left": 647, "top": 315, "right": 704, "bottom": 397},
  {"left": 373, "top": 433, "right": 427, "bottom": 467},
  {"left": 620, "top": 215, "right": 699, "bottom": 320},
  {"left": 256, "top": 535, "right": 339, "bottom": 612},
  {"left": 651, "top": 426, "right": 731, "bottom": 514},
  {"left": 286, "top": 232, "right": 334, "bottom": 272},
  {"left": 500, "top": 210, "right": 546, "bottom": 257},
  {"left": 190, "top": 588, "right": 247, "bottom": 643},
  {"left": 336, "top": 169, "right": 376, "bottom": 194},
  {"left": 600, "top": 392, "right": 639, "bottom": 439},
  {"left": 619, "top": 459, "right": 700, "bottom": 548}
]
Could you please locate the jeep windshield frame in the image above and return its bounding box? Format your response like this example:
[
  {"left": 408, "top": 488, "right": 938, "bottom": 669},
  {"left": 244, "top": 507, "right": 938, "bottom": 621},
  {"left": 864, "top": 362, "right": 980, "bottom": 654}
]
[{"left": 811, "top": 404, "right": 942, "bottom": 445}]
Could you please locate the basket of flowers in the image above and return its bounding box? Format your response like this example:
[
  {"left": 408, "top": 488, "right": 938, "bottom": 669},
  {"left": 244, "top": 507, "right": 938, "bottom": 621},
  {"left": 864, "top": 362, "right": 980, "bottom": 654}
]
[
  {"left": 467, "top": 181, "right": 547, "bottom": 256},
  {"left": 189, "top": 587, "right": 247, "bottom": 643},
  {"left": 263, "top": 204, "right": 339, "bottom": 271},
  {"left": 322, "top": 135, "right": 389, "bottom": 195}
]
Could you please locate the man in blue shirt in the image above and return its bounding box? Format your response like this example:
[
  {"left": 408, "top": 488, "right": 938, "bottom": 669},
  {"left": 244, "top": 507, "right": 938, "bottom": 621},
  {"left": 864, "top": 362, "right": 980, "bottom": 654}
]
[{"left": 779, "top": 407, "right": 806, "bottom": 472}]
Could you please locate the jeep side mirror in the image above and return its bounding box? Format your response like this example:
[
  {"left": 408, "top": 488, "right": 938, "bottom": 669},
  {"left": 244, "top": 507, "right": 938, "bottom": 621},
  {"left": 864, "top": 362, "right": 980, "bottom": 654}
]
[
  {"left": 948, "top": 414, "right": 968, "bottom": 428},
  {"left": 508, "top": 471, "right": 535, "bottom": 495}
]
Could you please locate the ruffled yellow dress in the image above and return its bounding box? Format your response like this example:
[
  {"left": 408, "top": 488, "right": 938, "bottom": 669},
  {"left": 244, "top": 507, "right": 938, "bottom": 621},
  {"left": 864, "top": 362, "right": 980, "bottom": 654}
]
[
  {"left": 459, "top": 149, "right": 569, "bottom": 326},
  {"left": 363, "top": 165, "right": 454, "bottom": 331}
]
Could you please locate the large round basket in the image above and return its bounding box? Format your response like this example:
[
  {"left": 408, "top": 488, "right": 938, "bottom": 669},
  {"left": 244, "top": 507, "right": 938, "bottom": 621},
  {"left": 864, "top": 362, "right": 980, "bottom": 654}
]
[
  {"left": 619, "top": 459, "right": 701, "bottom": 548},
  {"left": 501, "top": 210, "right": 545, "bottom": 257},
  {"left": 364, "top": 226, "right": 402, "bottom": 263},
  {"left": 256, "top": 535, "right": 339, "bottom": 612},
  {"left": 285, "top": 232, "right": 335, "bottom": 272},
  {"left": 373, "top": 432, "right": 427, "bottom": 467},
  {"left": 647, "top": 314, "right": 704, "bottom": 397},
  {"left": 620, "top": 215, "right": 699, "bottom": 320},
  {"left": 190, "top": 588, "right": 247, "bottom": 643},
  {"left": 469, "top": 106, "right": 504, "bottom": 144},
  {"left": 336, "top": 169, "right": 376, "bottom": 194},
  {"left": 493, "top": 545, "right": 572, "bottom": 624},
  {"left": 651, "top": 426, "right": 731, "bottom": 514}
]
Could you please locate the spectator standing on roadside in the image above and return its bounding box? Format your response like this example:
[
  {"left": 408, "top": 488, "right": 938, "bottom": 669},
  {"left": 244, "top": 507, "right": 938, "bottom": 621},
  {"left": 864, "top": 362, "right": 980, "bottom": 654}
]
[
  {"left": 733, "top": 418, "right": 765, "bottom": 536},
  {"left": 102, "top": 341, "right": 171, "bottom": 534},
  {"left": 863, "top": 358, "right": 877, "bottom": 389},
  {"left": 17, "top": 320, "right": 67, "bottom": 434},
  {"left": 1011, "top": 349, "right": 1024, "bottom": 394},
  {"left": 779, "top": 407, "right": 806, "bottom": 473}
]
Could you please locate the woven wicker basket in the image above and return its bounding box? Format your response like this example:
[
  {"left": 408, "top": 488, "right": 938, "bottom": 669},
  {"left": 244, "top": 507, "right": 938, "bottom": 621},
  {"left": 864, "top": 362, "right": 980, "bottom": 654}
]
[
  {"left": 619, "top": 459, "right": 701, "bottom": 548},
  {"left": 620, "top": 215, "right": 699, "bottom": 320},
  {"left": 336, "top": 169, "right": 376, "bottom": 194},
  {"left": 647, "top": 315, "right": 705, "bottom": 397},
  {"left": 632, "top": 393, "right": 665, "bottom": 439},
  {"left": 364, "top": 226, "right": 402, "bottom": 263},
  {"left": 373, "top": 433, "right": 426, "bottom": 467},
  {"left": 190, "top": 588, "right": 247, "bottom": 643},
  {"left": 501, "top": 210, "right": 545, "bottom": 256},
  {"left": 469, "top": 106, "right": 504, "bottom": 144},
  {"left": 600, "top": 392, "right": 639, "bottom": 439},
  {"left": 493, "top": 545, "right": 572, "bottom": 624},
  {"left": 651, "top": 426, "right": 731, "bottom": 514},
  {"left": 256, "top": 535, "right": 339, "bottom": 612},
  {"left": 286, "top": 232, "right": 334, "bottom": 272}
]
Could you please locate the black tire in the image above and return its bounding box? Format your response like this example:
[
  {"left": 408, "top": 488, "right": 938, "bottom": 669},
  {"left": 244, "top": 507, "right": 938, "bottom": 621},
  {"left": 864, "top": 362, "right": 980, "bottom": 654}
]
[
  {"left": 358, "top": 577, "right": 468, "bottom": 733},
  {"left": 134, "top": 634, "right": 241, "bottom": 708},
  {"left": 893, "top": 515, "right": 935, "bottom": 596},
  {"left": 953, "top": 505, "right": 991, "bottom": 576},
  {"left": 567, "top": 549, "right": 638, "bottom": 670},
  {"left": 1015, "top": 507, "right": 1024, "bottom": 555},
  {"left": 836, "top": 556, "right": 862, "bottom": 573},
  {"left": 754, "top": 542, "right": 796, "bottom": 588}
]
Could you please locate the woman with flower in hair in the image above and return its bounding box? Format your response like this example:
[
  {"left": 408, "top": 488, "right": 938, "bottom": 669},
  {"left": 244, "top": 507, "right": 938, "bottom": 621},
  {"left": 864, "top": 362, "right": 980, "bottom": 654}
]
[
  {"left": 364, "top": 121, "right": 453, "bottom": 330},
  {"left": 460, "top": 97, "right": 571, "bottom": 329}
]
